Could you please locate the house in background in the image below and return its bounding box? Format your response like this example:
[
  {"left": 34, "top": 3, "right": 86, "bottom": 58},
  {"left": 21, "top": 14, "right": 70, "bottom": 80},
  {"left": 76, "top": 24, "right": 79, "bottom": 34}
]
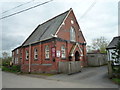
[
  {"left": 106, "top": 36, "right": 120, "bottom": 78},
  {"left": 106, "top": 36, "right": 120, "bottom": 65},
  {"left": 12, "top": 8, "right": 87, "bottom": 73}
]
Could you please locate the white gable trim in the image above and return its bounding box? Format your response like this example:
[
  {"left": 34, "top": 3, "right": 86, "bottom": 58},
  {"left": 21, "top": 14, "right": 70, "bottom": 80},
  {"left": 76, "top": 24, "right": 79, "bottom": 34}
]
[
  {"left": 55, "top": 8, "right": 72, "bottom": 35},
  {"left": 71, "top": 43, "right": 83, "bottom": 56}
]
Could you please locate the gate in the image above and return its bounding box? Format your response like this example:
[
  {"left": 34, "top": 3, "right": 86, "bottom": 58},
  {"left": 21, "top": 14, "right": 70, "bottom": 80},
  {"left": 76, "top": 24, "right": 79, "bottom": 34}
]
[{"left": 58, "top": 61, "right": 82, "bottom": 74}]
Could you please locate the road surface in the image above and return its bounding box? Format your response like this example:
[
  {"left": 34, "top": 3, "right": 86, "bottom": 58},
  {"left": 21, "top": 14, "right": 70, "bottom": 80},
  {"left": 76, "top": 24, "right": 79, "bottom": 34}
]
[{"left": 2, "top": 66, "right": 119, "bottom": 88}]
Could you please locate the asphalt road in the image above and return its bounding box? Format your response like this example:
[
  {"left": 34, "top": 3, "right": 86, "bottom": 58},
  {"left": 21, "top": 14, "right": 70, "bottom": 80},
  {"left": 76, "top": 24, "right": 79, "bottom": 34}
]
[{"left": 2, "top": 66, "right": 120, "bottom": 88}]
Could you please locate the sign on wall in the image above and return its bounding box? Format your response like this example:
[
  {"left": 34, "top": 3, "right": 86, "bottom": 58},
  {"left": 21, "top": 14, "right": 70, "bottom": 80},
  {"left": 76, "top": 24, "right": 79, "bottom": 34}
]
[{"left": 52, "top": 47, "right": 56, "bottom": 58}]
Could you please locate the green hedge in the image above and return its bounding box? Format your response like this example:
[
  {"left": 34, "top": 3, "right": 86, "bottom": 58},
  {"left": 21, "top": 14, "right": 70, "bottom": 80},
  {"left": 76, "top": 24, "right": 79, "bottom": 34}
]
[{"left": 2, "top": 65, "right": 21, "bottom": 73}]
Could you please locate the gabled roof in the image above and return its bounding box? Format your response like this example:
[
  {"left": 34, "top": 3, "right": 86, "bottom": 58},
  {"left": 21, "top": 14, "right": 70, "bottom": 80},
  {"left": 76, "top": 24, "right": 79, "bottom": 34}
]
[
  {"left": 22, "top": 9, "right": 71, "bottom": 46},
  {"left": 106, "top": 36, "right": 120, "bottom": 49}
]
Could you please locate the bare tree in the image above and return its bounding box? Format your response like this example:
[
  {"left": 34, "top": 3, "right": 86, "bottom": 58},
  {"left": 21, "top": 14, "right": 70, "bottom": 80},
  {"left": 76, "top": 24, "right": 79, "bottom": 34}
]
[{"left": 2, "top": 52, "right": 9, "bottom": 59}]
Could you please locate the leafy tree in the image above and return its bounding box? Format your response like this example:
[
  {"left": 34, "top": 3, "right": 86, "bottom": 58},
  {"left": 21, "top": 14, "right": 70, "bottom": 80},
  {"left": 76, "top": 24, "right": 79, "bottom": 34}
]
[
  {"left": 2, "top": 57, "right": 12, "bottom": 66},
  {"left": 87, "top": 36, "right": 109, "bottom": 53}
]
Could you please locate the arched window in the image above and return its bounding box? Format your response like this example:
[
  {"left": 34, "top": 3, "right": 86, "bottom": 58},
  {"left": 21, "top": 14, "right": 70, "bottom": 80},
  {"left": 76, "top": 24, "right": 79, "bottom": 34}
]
[
  {"left": 45, "top": 45, "right": 50, "bottom": 59},
  {"left": 34, "top": 48, "right": 38, "bottom": 60},
  {"left": 61, "top": 45, "right": 66, "bottom": 59},
  {"left": 70, "top": 27, "right": 76, "bottom": 42},
  {"left": 26, "top": 50, "right": 29, "bottom": 60}
]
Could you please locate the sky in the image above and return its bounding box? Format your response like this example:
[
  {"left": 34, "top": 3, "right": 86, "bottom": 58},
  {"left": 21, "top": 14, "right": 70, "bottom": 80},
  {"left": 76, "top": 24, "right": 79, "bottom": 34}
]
[{"left": 0, "top": 0, "right": 119, "bottom": 57}]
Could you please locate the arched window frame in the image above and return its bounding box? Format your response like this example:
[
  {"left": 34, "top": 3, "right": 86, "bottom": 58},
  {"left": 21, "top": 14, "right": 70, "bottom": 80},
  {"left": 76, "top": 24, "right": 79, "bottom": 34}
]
[
  {"left": 26, "top": 50, "right": 29, "bottom": 60},
  {"left": 70, "top": 26, "right": 76, "bottom": 42},
  {"left": 34, "top": 48, "right": 38, "bottom": 60},
  {"left": 45, "top": 45, "right": 50, "bottom": 59},
  {"left": 61, "top": 45, "right": 66, "bottom": 59}
]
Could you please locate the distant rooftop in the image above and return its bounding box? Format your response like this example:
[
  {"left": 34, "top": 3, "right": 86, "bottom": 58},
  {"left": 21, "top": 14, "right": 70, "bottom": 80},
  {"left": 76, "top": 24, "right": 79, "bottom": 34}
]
[{"left": 106, "top": 36, "right": 120, "bottom": 49}]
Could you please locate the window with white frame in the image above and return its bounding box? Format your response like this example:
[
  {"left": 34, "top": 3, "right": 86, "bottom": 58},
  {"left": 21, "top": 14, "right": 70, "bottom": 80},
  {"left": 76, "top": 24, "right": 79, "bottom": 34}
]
[
  {"left": 45, "top": 45, "right": 50, "bottom": 59},
  {"left": 34, "top": 48, "right": 38, "bottom": 60},
  {"left": 26, "top": 50, "right": 29, "bottom": 60},
  {"left": 61, "top": 45, "right": 66, "bottom": 59},
  {"left": 16, "top": 49, "right": 19, "bottom": 54},
  {"left": 70, "top": 27, "right": 76, "bottom": 42},
  {"left": 19, "top": 50, "right": 22, "bottom": 59},
  {"left": 15, "top": 57, "right": 18, "bottom": 64}
]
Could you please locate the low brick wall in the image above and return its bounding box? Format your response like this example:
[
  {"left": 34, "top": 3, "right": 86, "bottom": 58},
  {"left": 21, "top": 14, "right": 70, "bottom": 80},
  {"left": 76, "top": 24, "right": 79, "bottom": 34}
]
[{"left": 21, "top": 63, "right": 58, "bottom": 73}]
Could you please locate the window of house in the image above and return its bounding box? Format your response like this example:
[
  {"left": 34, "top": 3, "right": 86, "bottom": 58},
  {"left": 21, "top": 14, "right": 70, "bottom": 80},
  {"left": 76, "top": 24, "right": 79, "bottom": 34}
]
[
  {"left": 26, "top": 50, "right": 29, "bottom": 60},
  {"left": 15, "top": 57, "right": 18, "bottom": 64},
  {"left": 70, "top": 27, "right": 76, "bottom": 42},
  {"left": 71, "top": 20, "right": 74, "bottom": 24},
  {"left": 20, "top": 51, "right": 22, "bottom": 59},
  {"left": 45, "top": 45, "right": 50, "bottom": 59},
  {"left": 16, "top": 49, "right": 19, "bottom": 54},
  {"left": 61, "top": 45, "right": 66, "bottom": 59},
  {"left": 34, "top": 48, "right": 38, "bottom": 60}
]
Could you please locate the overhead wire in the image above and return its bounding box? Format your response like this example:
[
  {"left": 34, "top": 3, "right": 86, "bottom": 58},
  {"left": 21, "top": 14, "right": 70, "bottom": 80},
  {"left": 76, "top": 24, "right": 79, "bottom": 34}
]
[
  {"left": 2, "top": 0, "right": 35, "bottom": 14},
  {"left": 0, "top": 0, "right": 53, "bottom": 20},
  {"left": 79, "top": 0, "right": 97, "bottom": 20}
]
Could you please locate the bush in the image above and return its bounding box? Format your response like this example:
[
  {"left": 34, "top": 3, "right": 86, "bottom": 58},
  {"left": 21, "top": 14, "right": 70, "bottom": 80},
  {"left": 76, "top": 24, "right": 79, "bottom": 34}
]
[
  {"left": 2, "top": 57, "right": 12, "bottom": 66},
  {"left": 2, "top": 65, "right": 21, "bottom": 73},
  {"left": 11, "top": 65, "right": 21, "bottom": 72},
  {"left": 112, "top": 65, "right": 120, "bottom": 78},
  {"left": 112, "top": 65, "right": 120, "bottom": 73}
]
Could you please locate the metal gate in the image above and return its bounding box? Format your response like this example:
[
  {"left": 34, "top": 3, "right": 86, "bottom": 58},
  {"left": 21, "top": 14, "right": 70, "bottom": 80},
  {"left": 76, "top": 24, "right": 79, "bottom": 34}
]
[{"left": 58, "top": 61, "right": 82, "bottom": 74}]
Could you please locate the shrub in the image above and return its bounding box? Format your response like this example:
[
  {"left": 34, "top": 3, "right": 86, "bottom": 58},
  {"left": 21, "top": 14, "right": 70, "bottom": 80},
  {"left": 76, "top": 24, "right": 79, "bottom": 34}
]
[
  {"left": 2, "top": 65, "right": 21, "bottom": 73},
  {"left": 2, "top": 57, "right": 12, "bottom": 66}
]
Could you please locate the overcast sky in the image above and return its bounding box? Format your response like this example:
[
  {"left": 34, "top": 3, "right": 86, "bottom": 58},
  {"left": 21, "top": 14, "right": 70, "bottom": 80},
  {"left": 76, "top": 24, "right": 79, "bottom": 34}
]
[{"left": 0, "top": 0, "right": 119, "bottom": 56}]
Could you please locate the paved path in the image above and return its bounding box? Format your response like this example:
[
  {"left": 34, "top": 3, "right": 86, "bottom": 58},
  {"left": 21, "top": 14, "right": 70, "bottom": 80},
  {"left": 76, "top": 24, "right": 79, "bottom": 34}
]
[
  {"left": 2, "top": 66, "right": 120, "bottom": 88},
  {"left": 48, "top": 66, "right": 119, "bottom": 88}
]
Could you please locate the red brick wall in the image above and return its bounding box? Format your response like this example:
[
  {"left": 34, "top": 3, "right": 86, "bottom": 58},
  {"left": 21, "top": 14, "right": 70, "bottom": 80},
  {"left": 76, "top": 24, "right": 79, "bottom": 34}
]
[
  {"left": 21, "top": 63, "right": 57, "bottom": 73},
  {"left": 13, "top": 9, "right": 87, "bottom": 73},
  {"left": 57, "top": 10, "right": 85, "bottom": 43}
]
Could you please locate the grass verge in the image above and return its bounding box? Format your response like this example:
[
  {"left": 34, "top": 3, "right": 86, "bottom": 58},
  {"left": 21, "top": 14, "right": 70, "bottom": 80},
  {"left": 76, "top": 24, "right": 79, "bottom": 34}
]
[{"left": 112, "top": 78, "right": 120, "bottom": 85}]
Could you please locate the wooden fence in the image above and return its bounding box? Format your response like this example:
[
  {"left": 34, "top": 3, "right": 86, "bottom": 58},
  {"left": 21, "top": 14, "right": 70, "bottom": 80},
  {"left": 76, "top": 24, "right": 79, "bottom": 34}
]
[{"left": 58, "top": 61, "right": 82, "bottom": 74}]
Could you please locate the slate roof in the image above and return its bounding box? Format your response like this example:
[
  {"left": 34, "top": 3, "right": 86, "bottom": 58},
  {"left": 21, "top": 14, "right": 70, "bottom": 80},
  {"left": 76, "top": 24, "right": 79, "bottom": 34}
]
[
  {"left": 22, "top": 9, "right": 70, "bottom": 46},
  {"left": 106, "top": 36, "right": 120, "bottom": 49}
]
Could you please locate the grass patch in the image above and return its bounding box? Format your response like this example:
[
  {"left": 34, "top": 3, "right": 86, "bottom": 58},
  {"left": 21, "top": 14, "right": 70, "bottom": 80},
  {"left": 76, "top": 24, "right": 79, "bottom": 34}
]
[{"left": 112, "top": 78, "right": 120, "bottom": 85}]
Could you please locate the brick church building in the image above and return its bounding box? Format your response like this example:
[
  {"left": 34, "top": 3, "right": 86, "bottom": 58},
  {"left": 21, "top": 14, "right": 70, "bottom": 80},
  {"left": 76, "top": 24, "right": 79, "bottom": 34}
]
[{"left": 12, "top": 8, "right": 87, "bottom": 73}]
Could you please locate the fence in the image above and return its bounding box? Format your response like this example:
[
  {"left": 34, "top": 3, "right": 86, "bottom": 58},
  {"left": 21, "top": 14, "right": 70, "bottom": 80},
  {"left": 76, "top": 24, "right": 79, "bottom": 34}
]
[
  {"left": 87, "top": 53, "right": 107, "bottom": 66},
  {"left": 58, "top": 61, "right": 82, "bottom": 74}
]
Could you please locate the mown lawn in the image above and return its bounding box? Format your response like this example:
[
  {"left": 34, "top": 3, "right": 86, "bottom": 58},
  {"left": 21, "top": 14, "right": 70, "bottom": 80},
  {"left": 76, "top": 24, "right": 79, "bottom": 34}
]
[{"left": 112, "top": 78, "right": 120, "bottom": 85}]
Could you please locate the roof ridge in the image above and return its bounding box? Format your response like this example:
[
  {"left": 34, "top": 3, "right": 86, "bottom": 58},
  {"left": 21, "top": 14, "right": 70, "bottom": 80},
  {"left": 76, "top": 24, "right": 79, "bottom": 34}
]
[{"left": 38, "top": 8, "right": 71, "bottom": 26}]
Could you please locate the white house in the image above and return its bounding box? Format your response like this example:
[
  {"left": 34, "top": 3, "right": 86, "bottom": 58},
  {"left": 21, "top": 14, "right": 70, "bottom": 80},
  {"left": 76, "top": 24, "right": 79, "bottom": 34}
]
[{"left": 106, "top": 36, "right": 120, "bottom": 65}]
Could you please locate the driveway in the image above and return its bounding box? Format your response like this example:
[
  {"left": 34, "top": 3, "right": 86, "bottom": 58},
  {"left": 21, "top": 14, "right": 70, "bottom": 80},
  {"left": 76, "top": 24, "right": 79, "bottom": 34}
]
[
  {"left": 47, "top": 66, "right": 119, "bottom": 88},
  {"left": 2, "top": 66, "right": 120, "bottom": 88}
]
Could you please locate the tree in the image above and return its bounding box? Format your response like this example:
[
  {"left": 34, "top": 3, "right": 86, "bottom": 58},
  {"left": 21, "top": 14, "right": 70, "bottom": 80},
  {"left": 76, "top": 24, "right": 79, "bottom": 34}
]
[
  {"left": 87, "top": 36, "right": 109, "bottom": 53},
  {"left": 2, "top": 52, "right": 9, "bottom": 59}
]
